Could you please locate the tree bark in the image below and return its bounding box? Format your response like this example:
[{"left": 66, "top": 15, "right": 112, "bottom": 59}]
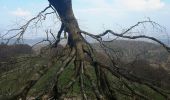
[
  {"left": 48, "top": 0, "right": 86, "bottom": 99},
  {"left": 48, "top": 0, "right": 84, "bottom": 59}
]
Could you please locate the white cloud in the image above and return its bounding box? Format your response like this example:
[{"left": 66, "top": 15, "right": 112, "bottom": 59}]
[
  {"left": 10, "top": 8, "right": 31, "bottom": 17},
  {"left": 74, "top": 0, "right": 166, "bottom": 22},
  {"left": 76, "top": 0, "right": 165, "bottom": 14},
  {"left": 120, "top": 0, "right": 165, "bottom": 11},
  {"left": 75, "top": 0, "right": 124, "bottom": 18},
  {"left": 73, "top": 0, "right": 169, "bottom": 35}
]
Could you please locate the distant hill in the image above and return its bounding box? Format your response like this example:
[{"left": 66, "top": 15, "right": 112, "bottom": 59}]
[
  {"left": 32, "top": 39, "right": 170, "bottom": 70},
  {"left": 92, "top": 40, "right": 170, "bottom": 89},
  {"left": 0, "top": 38, "right": 44, "bottom": 45},
  {"left": 0, "top": 44, "right": 32, "bottom": 61},
  {"left": 0, "top": 44, "right": 32, "bottom": 73},
  {"left": 31, "top": 39, "right": 170, "bottom": 68},
  {"left": 1, "top": 37, "right": 169, "bottom": 46},
  {"left": 93, "top": 40, "right": 170, "bottom": 65}
]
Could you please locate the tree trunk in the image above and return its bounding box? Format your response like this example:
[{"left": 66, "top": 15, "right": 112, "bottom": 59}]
[
  {"left": 48, "top": 0, "right": 84, "bottom": 60},
  {"left": 48, "top": 0, "right": 86, "bottom": 99}
]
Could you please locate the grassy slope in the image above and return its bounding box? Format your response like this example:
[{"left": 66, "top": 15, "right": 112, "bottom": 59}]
[
  {"left": 0, "top": 56, "right": 167, "bottom": 100},
  {"left": 0, "top": 40, "right": 170, "bottom": 99}
]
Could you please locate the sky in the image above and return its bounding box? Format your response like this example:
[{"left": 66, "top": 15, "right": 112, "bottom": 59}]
[{"left": 0, "top": 0, "right": 170, "bottom": 39}]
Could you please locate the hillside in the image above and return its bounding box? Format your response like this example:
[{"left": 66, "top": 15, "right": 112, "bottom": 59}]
[
  {"left": 0, "top": 44, "right": 32, "bottom": 73},
  {"left": 32, "top": 40, "right": 170, "bottom": 71},
  {"left": 93, "top": 40, "right": 170, "bottom": 89},
  {"left": 93, "top": 40, "right": 170, "bottom": 67},
  {"left": 0, "top": 40, "right": 170, "bottom": 99},
  {"left": 32, "top": 40, "right": 170, "bottom": 89}
]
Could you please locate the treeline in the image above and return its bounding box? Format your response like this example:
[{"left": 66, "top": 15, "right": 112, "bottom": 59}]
[
  {"left": 0, "top": 43, "right": 32, "bottom": 62},
  {"left": 0, "top": 43, "right": 32, "bottom": 73}
]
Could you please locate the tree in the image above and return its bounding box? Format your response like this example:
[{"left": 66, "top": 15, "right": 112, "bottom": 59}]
[{"left": 0, "top": 0, "right": 170, "bottom": 100}]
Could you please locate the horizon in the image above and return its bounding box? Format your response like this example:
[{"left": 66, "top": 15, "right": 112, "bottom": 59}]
[{"left": 0, "top": 37, "right": 169, "bottom": 47}]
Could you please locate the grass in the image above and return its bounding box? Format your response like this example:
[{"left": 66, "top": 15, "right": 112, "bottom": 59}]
[{"left": 0, "top": 55, "right": 169, "bottom": 100}]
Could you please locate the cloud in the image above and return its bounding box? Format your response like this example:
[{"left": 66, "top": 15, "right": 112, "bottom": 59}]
[
  {"left": 120, "top": 0, "right": 165, "bottom": 11},
  {"left": 75, "top": 0, "right": 124, "bottom": 18},
  {"left": 76, "top": 0, "right": 165, "bottom": 14},
  {"left": 73, "top": 0, "right": 169, "bottom": 35},
  {"left": 74, "top": 0, "right": 166, "bottom": 22},
  {"left": 10, "top": 8, "right": 31, "bottom": 17}
]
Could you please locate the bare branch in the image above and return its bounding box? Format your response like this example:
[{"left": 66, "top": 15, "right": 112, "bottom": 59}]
[{"left": 1, "top": 5, "right": 52, "bottom": 44}]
